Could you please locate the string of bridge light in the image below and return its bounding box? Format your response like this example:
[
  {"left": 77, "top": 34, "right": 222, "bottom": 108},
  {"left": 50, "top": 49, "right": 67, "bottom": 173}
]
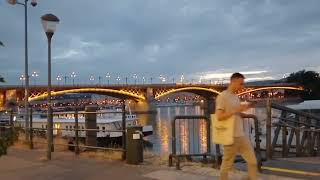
[{"left": 18, "top": 72, "right": 228, "bottom": 85}]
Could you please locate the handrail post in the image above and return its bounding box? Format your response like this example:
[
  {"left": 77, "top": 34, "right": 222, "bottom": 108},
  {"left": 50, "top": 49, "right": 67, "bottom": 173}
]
[
  {"left": 9, "top": 110, "right": 14, "bottom": 142},
  {"left": 29, "top": 107, "right": 33, "bottom": 149},
  {"left": 266, "top": 99, "right": 272, "bottom": 159},
  {"left": 306, "top": 118, "right": 313, "bottom": 156},
  {"left": 282, "top": 120, "right": 288, "bottom": 157},
  {"left": 206, "top": 117, "right": 211, "bottom": 154},
  {"left": 253, "top": 117, "right": 262, "bottom": 170},
  {"left": 121, "top": 100, "right": 126, "bottom": 160},
  {"left": 295, "top": 115, "right": 302, "bottom": 157},
  {"left": 172, "top": 118, "right": 176, "bottom": 156},
  {"left": 75, "top": 109, "right": 79, "bottom": 155}
]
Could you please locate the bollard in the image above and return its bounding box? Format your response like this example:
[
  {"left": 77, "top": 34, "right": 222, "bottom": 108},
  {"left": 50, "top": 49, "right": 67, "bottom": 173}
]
[
  {"left": 126, "top": 126, "right": 143, "bottom": 165},
  {"left": 85, "top": 105, "right": 98, "bottom": 147}
]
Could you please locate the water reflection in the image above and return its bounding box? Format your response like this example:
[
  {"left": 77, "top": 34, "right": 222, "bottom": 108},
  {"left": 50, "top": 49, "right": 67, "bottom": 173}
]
[
  {"left": 142, "top": 105, "right": 297, "bottom": 155},
  {"left": 144, "top": 105, "right": 205, "bottom": 155}
]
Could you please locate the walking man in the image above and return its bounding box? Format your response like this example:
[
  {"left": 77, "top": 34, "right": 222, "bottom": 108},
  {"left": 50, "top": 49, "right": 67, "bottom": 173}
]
[{"left": 216, "top": 72, "right": 258, "bottom": 180}]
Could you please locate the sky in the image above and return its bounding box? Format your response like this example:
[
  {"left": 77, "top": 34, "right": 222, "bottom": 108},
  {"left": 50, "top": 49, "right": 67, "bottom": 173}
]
[{"left": 1, "top": 0, "right": 320, "bottom": 85}]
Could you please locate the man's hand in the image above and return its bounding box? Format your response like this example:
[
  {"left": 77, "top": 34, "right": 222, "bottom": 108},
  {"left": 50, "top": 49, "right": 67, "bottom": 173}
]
[{"left": 236, "top": 104, "right": 251, "bottom": 113}]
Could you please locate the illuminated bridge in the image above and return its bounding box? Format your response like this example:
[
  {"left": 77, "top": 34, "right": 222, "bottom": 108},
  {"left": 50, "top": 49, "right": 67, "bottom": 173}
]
[{"left": 0, "top": 83, "right": 303, "bottom": 111}]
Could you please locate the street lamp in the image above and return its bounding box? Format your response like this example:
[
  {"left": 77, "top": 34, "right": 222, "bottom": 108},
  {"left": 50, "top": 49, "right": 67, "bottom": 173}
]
[
  {"left": 142, "top": 77, "right": 146, "bottom": 84},
  {"left": 19, "top": 74, "right": 25, "bottom": 86},
  {"left": 31, "top": 71, "right": 39, "bottom": 85},
  {"left": 56, "top": 75, "right": 62, "bottom": 85},
  {"left": 116, "top": 76, "right": 121, "bottom": 85},
  {"left": 70, "top": 72, "right": 76, "bottom": 86},
  {"left": 133, "top": 74, "right": 138, "bottom": 85},
  {"left": 89, "top": 75, "right": 95, "bottom": 84},
  {"left": 159, "top": 75, "right": 166, "bottom": 84},
  {"left": 105, "top": 73, "right": 111, "bottom": 85},
  {"left": 7, "top": 0, "right": 38, "bottom": 145},
  {"left": 180, "top": 74, "right": 184, "bottom": 84},
  {"left": 199, "top": 76, "right": 203, "bottom": 84},
  {"left": 41, "top": 13, "right": 60, "bottom": 160}
]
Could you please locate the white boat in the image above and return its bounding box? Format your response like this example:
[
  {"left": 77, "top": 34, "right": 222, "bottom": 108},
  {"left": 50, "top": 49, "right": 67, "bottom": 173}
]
[{"left": 15, "top": 108, "right": 153, "bottom": 138}]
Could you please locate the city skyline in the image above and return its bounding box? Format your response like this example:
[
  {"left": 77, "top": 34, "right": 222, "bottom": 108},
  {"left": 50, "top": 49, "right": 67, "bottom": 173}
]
[{"left": 1, "top": 0, "right": 320, "bottom": 84}]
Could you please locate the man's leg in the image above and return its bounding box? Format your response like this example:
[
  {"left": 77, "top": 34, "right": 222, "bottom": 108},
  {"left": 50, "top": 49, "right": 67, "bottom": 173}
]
[
  {"left": 220, "top": 144, "right": 237, "bottom": 180},
  {"left": 239, "top": 137, "right": 258, "bottom": 180}
]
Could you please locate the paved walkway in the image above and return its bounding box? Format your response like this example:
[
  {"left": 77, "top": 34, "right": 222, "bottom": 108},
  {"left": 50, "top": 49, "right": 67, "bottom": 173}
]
[{"left": 0, "top": 147, "right": 308, "bottom": 180}]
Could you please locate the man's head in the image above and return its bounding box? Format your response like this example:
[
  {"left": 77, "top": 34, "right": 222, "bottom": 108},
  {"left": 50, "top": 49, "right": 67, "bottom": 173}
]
[{"left": 229, "top": 72, "right": 245, "bottom": 92}]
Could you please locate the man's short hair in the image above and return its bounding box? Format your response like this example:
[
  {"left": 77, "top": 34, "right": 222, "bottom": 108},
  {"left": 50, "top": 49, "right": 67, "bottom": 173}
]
[{"left": 230, "top": 72, "right": 245, "bottom": 80}]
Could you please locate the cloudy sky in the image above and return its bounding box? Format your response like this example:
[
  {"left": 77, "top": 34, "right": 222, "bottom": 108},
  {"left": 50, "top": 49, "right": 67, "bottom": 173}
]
[{"left": 1, "top": 0, "right": 320, "bottom": 85}]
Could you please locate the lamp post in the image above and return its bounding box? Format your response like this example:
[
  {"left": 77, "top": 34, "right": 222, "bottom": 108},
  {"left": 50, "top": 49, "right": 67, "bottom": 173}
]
[
  {"left": 98, "top": 76, "right": 102, "bottom": 85},
  {"left": 116, "top": 76, "right": 121, "bottom": 85},
  {"left": 199, "top": 76, "right": 203, "bottom": 84},
  {"left": 70, "top": 72, "right": 76, "bottom": 86},
  {"left": 180, "top": 74, "right": 184, "bottom": 84},
  {"left": 105, "top": 73, "right": 111, "bottom": 85},
  {"left": 41, "top": 13, "right": 60, "bottom": 160},
  {"left": 89, "top": 75, "right": 95, "bottom": 84},
  {"left": 56, "top": 75, "right": 62, "bottom": 85},
  {"left": 19, "top": 74, "right": 25, "bottom": 86},
  {"left": 63, "top": 74, "right": 68, "bottom": 85},
  {"left": 7, "top": 0, "right": 38, "bottom": 144},
  {"left": 133, "top": 74, "right": 138, "bottom": 85},
  {"left": 142, "top": 77, "right": 146, "bottom": 85},
  {"left": 31, "top": 71, "right": 39, "bottom": 85}
]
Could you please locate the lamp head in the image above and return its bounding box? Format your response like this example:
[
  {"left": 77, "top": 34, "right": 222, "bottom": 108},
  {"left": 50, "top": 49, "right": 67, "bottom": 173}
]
[
  {"left": 7, "top": 0, "right": 17, "bottom": 5},
  {"left": 41, "top": 14, "right": 60, "bottom": 37},
  {"left": 31, "top": 0, "right": 37, "bottom": 7}
]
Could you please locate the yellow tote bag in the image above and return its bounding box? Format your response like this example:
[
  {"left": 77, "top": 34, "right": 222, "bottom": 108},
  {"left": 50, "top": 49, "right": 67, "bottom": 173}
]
[{"left": 211, "top": 114, "right": 235, "bottom": 145}]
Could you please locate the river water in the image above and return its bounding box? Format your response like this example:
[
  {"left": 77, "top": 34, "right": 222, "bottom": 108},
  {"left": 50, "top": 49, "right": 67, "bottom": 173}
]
[{"left": 141, "top": 105, "right": 281, "bottom": 155}]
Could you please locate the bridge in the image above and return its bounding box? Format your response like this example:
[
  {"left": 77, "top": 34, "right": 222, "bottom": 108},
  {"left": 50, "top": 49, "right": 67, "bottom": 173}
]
[{"left": 0, "top": 83, "right": 303, "bottom": 111}]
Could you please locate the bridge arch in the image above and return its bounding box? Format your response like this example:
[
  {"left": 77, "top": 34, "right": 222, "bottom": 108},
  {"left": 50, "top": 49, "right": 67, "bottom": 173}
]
[
  {"left": 155, "top": 87, "right": 221, "bottom": 99},
  {"left": 28, "top": 88, "right": 146, "bottom": 102},
  {"left": 237, "top": 86, "right": 304, "bottom": 96}
]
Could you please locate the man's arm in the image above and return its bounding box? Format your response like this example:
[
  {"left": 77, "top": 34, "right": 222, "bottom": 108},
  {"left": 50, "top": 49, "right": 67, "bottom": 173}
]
[
  {"left": 240, "top": 113, "right": 257, "bottom": 119},
  {"left": 216, "top": 105, "right": 250, "bottom": 121}
]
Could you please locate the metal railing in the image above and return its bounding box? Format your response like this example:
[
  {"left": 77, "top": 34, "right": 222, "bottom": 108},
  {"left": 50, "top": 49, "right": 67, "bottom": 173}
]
[
  {"left": 169, "top": 115, "right": 212, "bottom": 169},
  {"left": 0, "top": 107, "right": 128, "bottom": 159},
  {"left": 266, "top": 100, "right": 320, "bottom": 159},
  {"left": 168, "top": 115, "right": 262, "bottom": 170}
]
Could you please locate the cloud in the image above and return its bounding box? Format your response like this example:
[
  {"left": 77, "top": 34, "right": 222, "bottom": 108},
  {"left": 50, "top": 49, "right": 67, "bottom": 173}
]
[
  {"left": 53, "top": 49, "right": 81, "bottom": 60},
  {"left": 1, "top": 0, "right": 320, "bottom": 84}
]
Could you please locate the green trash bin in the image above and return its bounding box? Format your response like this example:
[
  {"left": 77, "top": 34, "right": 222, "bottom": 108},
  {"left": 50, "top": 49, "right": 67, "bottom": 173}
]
[{"left": 126, "top": 126, "right": 143, "bottom": 164}]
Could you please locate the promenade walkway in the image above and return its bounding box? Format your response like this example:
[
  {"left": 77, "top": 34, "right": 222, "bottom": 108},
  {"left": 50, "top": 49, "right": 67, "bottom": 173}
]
[{"left": 2, "top": 147, "right": 316, "bottom": 180}]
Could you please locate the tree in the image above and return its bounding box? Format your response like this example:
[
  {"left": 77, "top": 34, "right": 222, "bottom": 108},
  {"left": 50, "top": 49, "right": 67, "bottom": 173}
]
[{"left": 286, "top": 70, "right": 320, "bottom": 99}]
